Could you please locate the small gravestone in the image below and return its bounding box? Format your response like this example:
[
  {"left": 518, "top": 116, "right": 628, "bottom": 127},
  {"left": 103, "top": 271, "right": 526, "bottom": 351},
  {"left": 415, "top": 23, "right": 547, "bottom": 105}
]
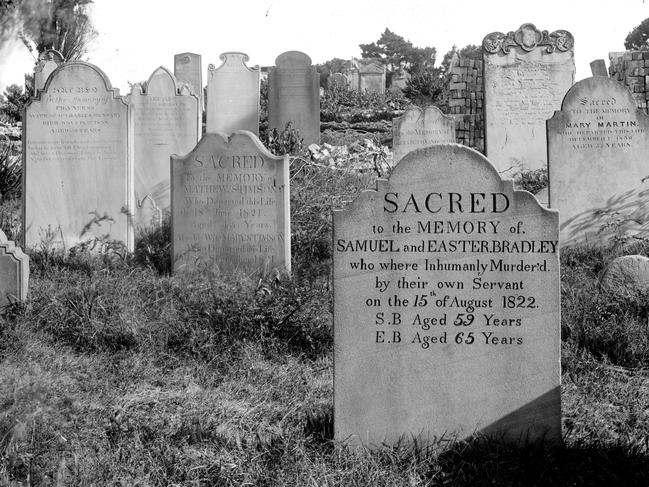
[
  {"left": 23, "top": 61, "right": 133, "bottom": 250},
  {"left": 268, "top": 51, "right": 320, "bottom": 144},
  {"left": 206, "top": 52, "right": 260, "bottom": 135},
  {"left": 174, "top": 52, "right": 203, "bottom": 132},
  {"left": 0, "top": 230, "right": 28, "bottom": 307},
  {"left": 590, "top": 59, "right": 608, "bottom": 77},
  {"left": 328, "top": 72, "right": 347, "bottom": 89},
  {"left": 34, "top": 49, "right": 64, "bottom": 91},
  {"left": 548, "top": 77, "right": 649, "bottom": 246},
  {"left": 601, "top": 255, "right": 649, "bottom": 295},
  {"left": 334, "top": 144, "right": 560, "bottom": 447},
  {"left": 392, "top": 106, "right": 456, "bottom": 163},
  {"left": 129, "top": 67, "right": 200, "bottom": 228},
  {"left": 172, "top": 132, "right": 290, "bottom": 275},
  {"left": 483, "top": 23, "right": 574, "bottom": 174}
]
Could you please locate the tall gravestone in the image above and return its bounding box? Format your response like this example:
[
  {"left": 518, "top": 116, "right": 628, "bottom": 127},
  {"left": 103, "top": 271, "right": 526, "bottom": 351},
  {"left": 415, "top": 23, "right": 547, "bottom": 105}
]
[
  {"left": 392, "top": 106, "right": 456, "bottom": 164},
  {"left": 33, "top": 50, "right": 64, "bottom": 92},
  {"left": 23, "top": 61, "right": 133, "bottom": 250},
  {"left": 206, "top": 52, "right": 260, "bottom": 135},
  {"left": 174, "top": 52, "right": 203, "bottom": 133},
  {"left": 129, "top": 67, "right": 200, "bottom": 228},
  {"left": 268, "top": 51, "right": 320, "bottom": 144},
  {"left": 548, "top": 77, "right": 649, "bottom": 246},
  {"left": 483, "top": 23, "right": 574, "bottom": 174},
  {"left": 172, "top": 132, "right": 290, "bottom": 275},
  {"left": 334, "top": 144, "right": 560, "bottom": 447},
  {"left": 0, "top": 229, "right": 28, "bottom": 307}
]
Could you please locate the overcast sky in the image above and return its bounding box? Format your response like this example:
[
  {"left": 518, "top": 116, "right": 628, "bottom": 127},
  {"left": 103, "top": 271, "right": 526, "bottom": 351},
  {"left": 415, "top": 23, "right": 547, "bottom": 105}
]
[{"left": 1, "top": 0, "right": 649, "bottom": 93}]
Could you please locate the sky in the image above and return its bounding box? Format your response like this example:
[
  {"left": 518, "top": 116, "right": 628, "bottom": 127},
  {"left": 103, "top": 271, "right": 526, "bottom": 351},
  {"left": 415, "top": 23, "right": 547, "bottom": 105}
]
[{"left": 1, "top": 0, "right": 649, "bottom": 93}]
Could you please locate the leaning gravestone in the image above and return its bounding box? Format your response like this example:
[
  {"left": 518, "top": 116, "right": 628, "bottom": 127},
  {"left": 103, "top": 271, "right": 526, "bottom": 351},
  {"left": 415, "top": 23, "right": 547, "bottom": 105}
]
[
  {"left": 0, "top": 229, "right": 28, "bottom": 307},
  {"left": 129, "top": 67, "right": 200, "bottom": 228},
  {"left": 23, "top": 61, "right": 133, "bottom": 250},
  {"left": 268, "top": 51, "right": 320, "bottom": 144},
  {"left": 206, "top": 52, "right": 260, "bottom": 135},
  {"left": 174, "top": 52, "right": 203, "bottom": 133},
  {"left": 334, "top": 144, "right": 560, "bottom": 447},
  {"left": 483, "top": 23, "right": 574, "bottom": 174},
  {"left": 392, "top": 106, "right": 456, "bottom": 164},
  {"left": 34, "top": 49, "right": 64, "bottom": 91},
  {"left": 548, "top": 77, "right": 649, "bottom": 247},
  {"left": 172, "top": 132, "right": 290, "bottom": 275}
]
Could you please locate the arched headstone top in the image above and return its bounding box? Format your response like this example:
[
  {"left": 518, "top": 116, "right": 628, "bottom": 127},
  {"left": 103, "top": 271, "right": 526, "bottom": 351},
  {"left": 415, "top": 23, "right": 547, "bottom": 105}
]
[
  {"left": 482, "top": 23, "right": 574, "bottom": 55},
  {"left": 557, "top": 76, "right": 640, "bottom": 112},
  {"left": 38, "top": 49, "right": 64, "bottom": 63},
  {"left": 210, "top": 52, "right": 258, "bottom": 73},
  {"left": 275, "top": 51, "right": 312, "bottom": 68},
  {"left": 145, "top": 66, "right": 179, "bottom": 95}
]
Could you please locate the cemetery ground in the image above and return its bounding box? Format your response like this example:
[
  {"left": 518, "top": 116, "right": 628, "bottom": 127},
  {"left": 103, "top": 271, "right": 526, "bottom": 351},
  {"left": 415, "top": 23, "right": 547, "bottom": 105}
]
[{"left": 0, "top": 142, "right": 648, "bottom": 486}]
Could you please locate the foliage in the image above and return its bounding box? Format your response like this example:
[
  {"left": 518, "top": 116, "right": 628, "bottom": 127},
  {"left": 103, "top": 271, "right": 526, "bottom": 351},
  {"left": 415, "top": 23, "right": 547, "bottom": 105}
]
[
  {"left": 0, "top": 141, "right": 22, "bottom": 201},
  {"left": 258, "top": 77, "right": 268, "bottom": 142},
  {"left": 133, "top": 217, "right": 172, "bottom": 275},
  {"left": 320, "top": 83, "right": 412, "bottom": 123},
  {"left": 402, "top": 69, "right": 448, "bottom": 109},
  {"left": 265, "top": 121, "right": 304, "bottom": 156},
  {"left": 0, "top": 84, "right": 28, "bottom": 124},
  {"left": 514, "top": 168, "right": 548, "bottom": 195},
  {"left": 625, "top": 18, "right": 649, "bottom": 50},
  {"left": 316, "top": 57, "right": 346, "bottom": 89}
]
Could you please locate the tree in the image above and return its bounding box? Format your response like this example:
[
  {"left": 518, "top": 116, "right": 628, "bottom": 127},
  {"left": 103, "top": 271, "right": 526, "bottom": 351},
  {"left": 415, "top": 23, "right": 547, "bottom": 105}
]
[
  {"left": 1, "top": 84, "right": 28, "bottom": 123},
  {"left": 625, "top": 18, "right": 649, "bottom": 50},
  {"left": 359, "top": 28, "right": 436, "bottom": 84},
  {"left": 316, "top": 57, "right": 346, "bottom": 89}
]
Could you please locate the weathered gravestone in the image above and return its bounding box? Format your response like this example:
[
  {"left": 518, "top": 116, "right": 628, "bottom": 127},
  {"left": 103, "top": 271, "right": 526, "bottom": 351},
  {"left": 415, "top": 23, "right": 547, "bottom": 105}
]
[
  {"left": 0, "top": 229, "right": 28, "bottom": 307},
  {"left": 34, "top": 49, "right": 64, "bottom": 92},
  {"left": 129, "top": 67, "right": 200, "bottom": 228},
  {"left": 328, "top": 72, "right": 347, "bottom": 89},
  {"left": 334, "top": 144, "right": 560, "bottom": 447},
  {"left": 268, "top": 51, "right": 320, "bottom": 144},
  {"left": 483, "top": 23, "right": 574, "bottom": 174},
  {"left": 206, "top": 52, "right": 260, "bottom": 135},
  {"left": 23, "top": 61, "right": 133, "bottom": 250},
  {"left": 174, "top": 52, "right": 203, "bottom": 133},
  {"left": 392, "top": 106, "right": 456, "bottom": 164},
  {"left": 590, "top": 59, "right": 608, "bottom": 77},
  {"left": 172, "top": 132, "right": 290, "bottom": 275},
  {"left": 548, "top": 77, "right": 649, "bottom": 247}
]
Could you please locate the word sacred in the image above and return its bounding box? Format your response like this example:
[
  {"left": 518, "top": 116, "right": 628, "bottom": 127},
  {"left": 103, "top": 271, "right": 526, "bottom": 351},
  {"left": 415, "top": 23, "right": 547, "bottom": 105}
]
[{"left": 384, "top": 192, "right": 509, "bottom": 214}]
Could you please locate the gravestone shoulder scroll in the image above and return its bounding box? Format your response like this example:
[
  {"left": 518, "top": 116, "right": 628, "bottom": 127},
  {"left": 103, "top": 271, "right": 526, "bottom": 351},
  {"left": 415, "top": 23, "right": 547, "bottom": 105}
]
[
  {"left": 548, "top": 76, "right": 649, "bottom": 247},
  {"left": 129, "top": 66, "right": 199, "bottom": 228},
  {"left": 334, "top": 143, "right": 560, "bottom": 447},
  {"left": 392, "top": 106, "right": 456, "bottom": 164},
  {"left": 23, "top": 61, "right": 133, "bottom": 250},
  {"left": 483, "top": 23, "right": 575, "bottom": 174},
  {"left": 0, "top": 229, "right": 29, "bottom": 307},
  {"left": 206, "top": 52, "right": 260, "bottom": 135},
  {"left": 171, "top": 131, "right": 290, "bottom": 276},
  {"left": 268, "top": 51, "right": 320, "bottom": 144}
]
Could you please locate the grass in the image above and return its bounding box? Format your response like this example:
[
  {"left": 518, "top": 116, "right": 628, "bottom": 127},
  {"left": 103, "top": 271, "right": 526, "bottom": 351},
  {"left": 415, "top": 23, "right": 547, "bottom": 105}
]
[{"left": 1, "top": 162, "right": 649, "bottom": 485}]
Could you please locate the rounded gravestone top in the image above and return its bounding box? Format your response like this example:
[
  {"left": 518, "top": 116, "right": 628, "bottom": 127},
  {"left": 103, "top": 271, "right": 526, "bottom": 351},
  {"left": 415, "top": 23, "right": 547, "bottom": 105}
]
[
  {"left": 275, "top": 51, "right": 312, "bottom": 68},
  {"left": 559, "top": 76, "right": 638, "bottom": 111},
  {"left": 600, "top": 255, "right": 649, "bottom": 295}
]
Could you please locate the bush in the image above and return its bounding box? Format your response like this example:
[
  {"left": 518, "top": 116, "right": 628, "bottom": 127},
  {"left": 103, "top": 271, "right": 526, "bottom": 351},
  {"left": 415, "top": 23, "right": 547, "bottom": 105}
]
[
  {"left": 265, "top": 121, "right": 304, "bottom": 156},
  {"left": 514, "top": 168, "right": 548, "bottom": 195},
  {"left": 402, "top": 70, "right": 449, "bottom": 109},
  {"left": 320, "top": 84, "right": 412, "bottom": 123},
  {"left": 0, "top": 141, "right": 22, "bottom": 200}
]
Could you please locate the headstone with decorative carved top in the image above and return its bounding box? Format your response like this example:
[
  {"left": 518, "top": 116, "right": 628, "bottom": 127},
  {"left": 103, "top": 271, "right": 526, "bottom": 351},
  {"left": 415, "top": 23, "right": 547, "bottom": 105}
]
[
  {"left": 0, "top": 229, "right": 28, "bottom": 308},
  {"left": 34, "top": 49, "right": 64, "bottom": 92},
  {"left": 482, "top": 23, "right": 575, "bottom": 175},
  {"left": 206, "top": 52, "right": 260, "bottom": 135}
]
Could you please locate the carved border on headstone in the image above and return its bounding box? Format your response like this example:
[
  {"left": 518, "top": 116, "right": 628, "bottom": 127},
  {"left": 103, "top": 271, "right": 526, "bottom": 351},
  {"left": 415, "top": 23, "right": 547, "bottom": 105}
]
[
  {"left": 0, "top": 229, "right": 29, "bottom": 303},
  {"left": 208, "top": 52, "right": 260, "bottom": 73},
  {"left": 482, "top": 23, "right": 574, "bottom": 54},
  {"left": 37, "top": 49, "right": 64, "bottom": 64}
]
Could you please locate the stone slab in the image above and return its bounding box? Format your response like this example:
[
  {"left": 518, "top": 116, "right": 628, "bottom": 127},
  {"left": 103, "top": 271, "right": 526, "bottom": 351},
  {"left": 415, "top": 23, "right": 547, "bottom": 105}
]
[
  {"left": 129, "top": 67, "right": 199, "bottom": 228},
  {"left": 392, "top": 106, "right": 456, "bottom": 163},
  {"left": 34, "top": 49, "right": 64, "bottom": 91},
  {"left": 268, "top": 51, "right": 320, "bottom": 144},
  {"left": 206, "top": 52, "right": 259, "bottom": 135},
  {"left": 548, "top": 77, "right": 649, "bottom": 247},
  {"left": 172, "top": 131, "right": 290, "bottom": 275},
  {"left": 0, "top": 229, "right": 28, "bottom": 307},
  {"left": 174, "top": 52, "right": 203, "bottom": 133},
  {"left": 23, "top": 61, "right": 133, "bottom": 250},
  {"left": 483, "top": 23, "right": 575, "bottom": 174},
  {"left": 590, "top": 59, "right": 608, "bottom": 77},
  {"left": 333, "top": 144, "right": 560, "bottom": 447}
]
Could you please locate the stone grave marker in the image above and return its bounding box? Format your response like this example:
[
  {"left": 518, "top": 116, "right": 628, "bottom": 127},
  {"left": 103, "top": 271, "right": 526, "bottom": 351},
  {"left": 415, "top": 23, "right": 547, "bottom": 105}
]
[
  {"left": 268, "top": 51, "right": 320, "bottom": 144},
  {"left": 334, "top": 143, "right": 560, "bottom": 447},
  {"left": 328, "top": 72, "right": 347, "bottom": 89},
  {"left": 34, "top": 49, "right": 64, "bottom": 91},
  {"left": 548, "top": 76, "right": 649, "bottom": 246},
  {"left": 23, "top": 61, "right": 133, "bottom": 250},
  {"left": 483, "top": 23, "right": 574, "bottom": 174},
  {"left": 129, "top": 67, "right": 200, "bottom": 228},
  {"left": 206, "top": 52, "right": 260, "bottom": 135},
  {"left": 0, "top": 229, "right": 28, "bottom": 307},
  {"left": 172, "top": 131, "right": 290, "bottom": 275},
  {"left": 392, "top": 106, "right": 456, "bottom": 164},
  {"left": 590, "top": 59, "right": 608, "bottom": 77},
  {"left": 174, "top": 52, "right": 203, "bottom": 132}
]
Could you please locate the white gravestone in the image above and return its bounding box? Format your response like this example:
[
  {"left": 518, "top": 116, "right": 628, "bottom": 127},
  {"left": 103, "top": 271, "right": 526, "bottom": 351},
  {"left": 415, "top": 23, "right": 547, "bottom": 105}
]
[{"left": 392, "top": 106, "right": 456, "bottom": 164}]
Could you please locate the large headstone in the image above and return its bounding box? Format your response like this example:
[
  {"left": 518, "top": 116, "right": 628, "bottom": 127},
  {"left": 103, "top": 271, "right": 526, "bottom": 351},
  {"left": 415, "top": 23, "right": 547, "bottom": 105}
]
[
  {"left": 174, "top": 52, "right": 203, "bottom": 132},
  {"left": 483, "top": 23, "right": 575, "bottom": 174},
  {"left": 358, "top": 60, "right": 386, "bottom": 94},
  {"left": 206, "top": 52, "right": 260, "bottom": 135},
  {"left": 23, "top": 61, "right": 133, "bottom": 250},
  {"left": 334, "top": 144, "right": 560, "bottom": 447},
  {"left": 268, "top": 51, "right": 320, "bottom": 144},
  {"left": 548, "top": 77, "right": 649, "bottom": 246},
  {"left": 0, "top": 230, "right": 28, "bottom": 307},
  {"left": 392, "top": 106, "right": 456, "bottom": 163},
  {"left": 172, "top": 132, "right": 290, "bottom": 275},
  {"left": 33, "top": 49, "right": 64, "bottom": 92},
  {"left": 129, "top": 67, "right": 200, "bottom": 228}
]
